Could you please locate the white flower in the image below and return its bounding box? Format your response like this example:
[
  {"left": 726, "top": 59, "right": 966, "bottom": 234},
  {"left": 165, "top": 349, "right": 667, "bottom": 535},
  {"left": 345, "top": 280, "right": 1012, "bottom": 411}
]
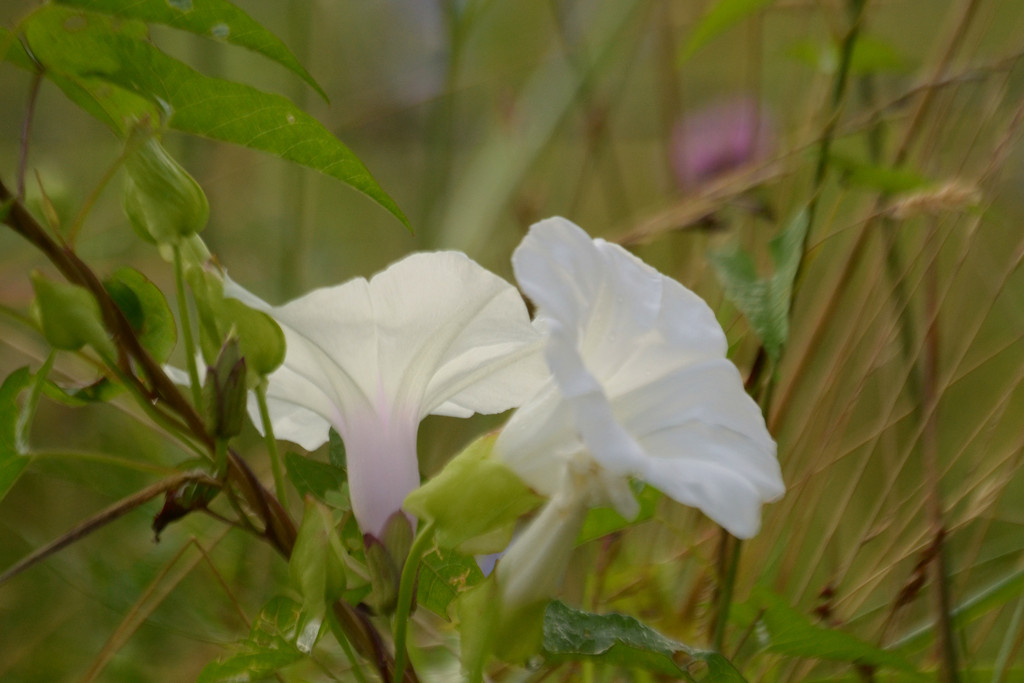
[
  {"left": 228, "top": 252, "right": 546, "bottom": 537},
  {"left": 496, "top": 217, "right": 784, "bottom": 540}
]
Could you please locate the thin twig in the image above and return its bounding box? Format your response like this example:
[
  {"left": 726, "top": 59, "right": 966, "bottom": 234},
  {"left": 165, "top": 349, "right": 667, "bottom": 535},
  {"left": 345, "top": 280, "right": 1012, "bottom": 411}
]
[
  {"left": 0, "top": 472, "right": 217, "bottom": 586},
  {"left": 921, "top": 216, "right": 960, "bottom": 681},
  {"left": 17, "top": 71, "right": 42, "bottom": 199}
]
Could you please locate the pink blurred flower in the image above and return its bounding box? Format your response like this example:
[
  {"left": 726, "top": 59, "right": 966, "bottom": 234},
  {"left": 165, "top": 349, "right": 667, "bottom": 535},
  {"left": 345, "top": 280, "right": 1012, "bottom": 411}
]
[{"left": 670, "top": 96, "right": 775, "bottom": 190}]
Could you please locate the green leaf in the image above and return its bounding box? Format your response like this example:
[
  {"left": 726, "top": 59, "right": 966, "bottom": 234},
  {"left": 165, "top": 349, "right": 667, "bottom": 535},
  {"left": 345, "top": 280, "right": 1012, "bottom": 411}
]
[
  {"left": 31, "top": 271, "right": 116, "bottom": 359},
  {"left": 284, "top": 451, "right": 346, "bottom": 503},
  {"left": 287, "top": 499, "right": 347, "bottom": 650},
  {"left": 404, "top": 433, "right": 543, "bottom": 553},
  {"left": 22, "top": 6, "right": 408, "bottom": 229},
  {"left": 122, "top": 135, "right": 210, "bottom": 244},
  {"left": 187, "top": 268, "right": 285, "bottom": 377},
  {"left": 328, "top": 427, "right": 346, "bottom": 470},
  {"left": 829, "top": 153, "right": 932, "bottom": 194},
  {"left": 42, "top": 376, "right": 125, "bottom": 406},
  {"left": 709, "top": 208, "right": 809, "bottom": 363},
  {"left": 196, "top": 595, "right": 322, "bottom": 681},
  {"left": 104, "top": 267, "right": 177, "bottom": 363},
  {"left": 578, "top": 482, "right": 661, "bottom": 545},
  {"left": 54, "top": 0, "right": 327, "bottom": 101},
  {"left": 417, "top": 546, "right": 484, "bottom": 619},
  {"left": 787, "top": 36, "right": 908, "bottom": 76},
  {"left": 679, "top": 0, "right": 777, "bottom": 63},
  {"left": 249, "top": 596, "right": 319, "bottom": 655},
  {"left": 0, "top": 368, "right": 33, "bottom": 503},
  {"left": 196, "top": 647, "right": 303, "bottom": 683},
  {"left": 751, "top": 587, "right": 921, "bottom": 674},
  {"left": 543, "top": 601, "right": 746, "bottom": 680}
]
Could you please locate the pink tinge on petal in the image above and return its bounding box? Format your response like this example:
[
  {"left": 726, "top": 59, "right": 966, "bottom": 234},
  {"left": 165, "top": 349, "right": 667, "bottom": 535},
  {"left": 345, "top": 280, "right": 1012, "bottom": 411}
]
[
  {"left": 670, "top": 96, "right": 775, "bottom": 190},
  {"left": 341, "top": 407, "right": 421, "bottom": 538}
]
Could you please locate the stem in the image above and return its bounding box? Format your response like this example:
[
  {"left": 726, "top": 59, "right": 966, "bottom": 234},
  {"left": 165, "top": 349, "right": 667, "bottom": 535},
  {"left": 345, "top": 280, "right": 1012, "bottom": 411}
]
[
  {"left": 67, "top": 148, "right": 131, "bottom": 247},
  {"left": 174, "top": 244, "right": 203, "bottom": 408},
  {"left": 794, "top": 0, "right": 869, "bottom": 287},
  {"left": 326, "top": 607, "right": 371, "bottom": 683},
  {"left": 17, "top": 72, "right": 43, "bottom": 199},
  {"left": 0, "top": 471, "right": 218, "bottom": 586},
  {"left": 921, "top": 219, "right": 960, "bottom": 682},
  {"left": 214, "top": 438, "right": 228, "bottom": 480},
  {"left": 30, "top": 449, "right": 177, "bottom": 475},
  {"left": 394, "top": 521, "right": 434, "bottom": 683},
  {"left": 256, "top": 381, "right": 288, "bottom": 506},
  {"left": 712, "top": 534, "right": 742, "bottom": 652}
]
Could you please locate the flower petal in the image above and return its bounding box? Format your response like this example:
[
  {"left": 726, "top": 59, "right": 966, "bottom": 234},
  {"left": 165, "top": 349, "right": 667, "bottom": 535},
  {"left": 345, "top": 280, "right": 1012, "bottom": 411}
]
[
  {"left": 504, "top": 216, "right": 782, "bottom": 536},
  {"left": 227, "top": 253, "right": 544, "bottom": 536}
]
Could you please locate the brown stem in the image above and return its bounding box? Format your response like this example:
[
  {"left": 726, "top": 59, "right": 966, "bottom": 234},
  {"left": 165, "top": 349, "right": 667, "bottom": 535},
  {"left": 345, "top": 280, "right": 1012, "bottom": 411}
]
[
  {"left": 0, "top": 472, "right": 216, "bottom": 586},
  {"left": 0, "top": 177, "right": 296, "bottom": 557},
  {"left": 921, "top": 218, "right": 960, "bottom": 681}
]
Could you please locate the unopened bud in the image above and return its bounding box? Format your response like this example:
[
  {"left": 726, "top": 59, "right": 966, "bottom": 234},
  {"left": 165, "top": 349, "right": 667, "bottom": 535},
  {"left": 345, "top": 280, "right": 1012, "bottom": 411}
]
[
  {"left": 123, "top": 136, "right": 209, "bottom": 245},
  {"left": 202, "top": 336, "right": 248, "bottom": 439}
]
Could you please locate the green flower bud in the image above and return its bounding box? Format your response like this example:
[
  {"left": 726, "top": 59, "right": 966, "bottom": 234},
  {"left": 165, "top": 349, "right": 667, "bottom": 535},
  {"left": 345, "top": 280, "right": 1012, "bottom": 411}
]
[
  {"left": 404, "top": 434, "right": 542, "bottom": 554},
  {"left": 31, "top": 271, "right": 116, "bottom": 360},
  {"left": 202, "top": 336, "right": 248, "bottom": 439},
  {"left": 123, "top": 137, "right": 209, "bottom": 245}
]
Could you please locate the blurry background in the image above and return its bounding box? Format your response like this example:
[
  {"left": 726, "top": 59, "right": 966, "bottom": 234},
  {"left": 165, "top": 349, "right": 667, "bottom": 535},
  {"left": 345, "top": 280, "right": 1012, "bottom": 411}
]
[{"left": 2, "top": 0, "right": 1024, "bottom": 680}]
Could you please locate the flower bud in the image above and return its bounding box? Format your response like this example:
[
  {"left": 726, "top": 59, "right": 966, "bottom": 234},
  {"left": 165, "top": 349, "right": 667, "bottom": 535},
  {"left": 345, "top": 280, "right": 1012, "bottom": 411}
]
[
  {"left": 31, "top": 270, "right": 116, "bottom": 360},
  {"left": 123, "top": 136, "right": 209, "bottom": 245},
  {"left": 202, "top": 336, "right": 248, "bottom": 439}
]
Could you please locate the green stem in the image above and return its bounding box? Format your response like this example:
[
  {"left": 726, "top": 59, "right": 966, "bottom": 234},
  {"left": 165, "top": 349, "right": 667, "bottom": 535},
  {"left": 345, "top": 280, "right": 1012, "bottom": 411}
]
[
  {"left": 108, "top": 364, "right": 207, "bottom": 461},
  {"left": 67, "top": 142, "right": 135, "bottom": 247},
  {"left": 712, "top": 535, "right": 742, "bottom": 652},
  {"left": 394, "top": 521, "right": 435, "bottom": 683},
  {"left": 214, "top": 437, "right": 228, "bottom": 480},
  {"left": 327, "top": 606, "right": 371, "bottom": 683},
  {"left": 256, "top": 380, "right": 288, "bottom": 506},
  {"left": 173, "top": 244, "right": 203, "bottom": 408},
  {"left": 796, "top": 0, "right": 869, "bottom": 283}
]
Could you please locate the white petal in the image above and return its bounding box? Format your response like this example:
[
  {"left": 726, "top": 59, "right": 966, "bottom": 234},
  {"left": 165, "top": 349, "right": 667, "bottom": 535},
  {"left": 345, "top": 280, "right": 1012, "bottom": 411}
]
[
  {"left": 226, "top": 253, "right": 543, "bottom": 536},
  {"left": 343, "top": 409, "right": 421, "bottom": 538},
  {"left": 496, "top": 381, "right": 578, "bottom": 498},
  {"left": 505, "top": 216, "right": 782, "bottom": 534},
  {"left": 497, "top": 486, "right": 588, "bottom": 610}
]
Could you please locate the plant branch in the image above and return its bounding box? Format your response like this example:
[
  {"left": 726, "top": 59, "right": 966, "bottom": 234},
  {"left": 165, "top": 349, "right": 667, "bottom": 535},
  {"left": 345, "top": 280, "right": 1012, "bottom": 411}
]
[
  {"left": 0, "top": 471, "right": 218, "bottom": 586},
  {"left": 17, "top": 71, "right": 42, "bottom": 199},
  {"left": 0, "top": 176, "right": 297, "bottom": 558}
]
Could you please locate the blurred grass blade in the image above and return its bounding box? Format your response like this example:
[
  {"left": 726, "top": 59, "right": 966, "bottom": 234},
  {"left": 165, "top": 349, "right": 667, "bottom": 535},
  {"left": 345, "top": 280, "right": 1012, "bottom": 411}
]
[
  {"left": 752, "top": 587, "right": 922, "bottom": 674},
  {"left": 894, "top": 567, "right": 1024, "bottom": 653},
  {"left": 54, "top": 0, "right": 328, "bottom": 101},
  {"left": 436, "top": 1, "right": 643, "bottom": 251},
  {"left": 679, "top": 0, "right": 777, "bottom": 63},
  {"left": 0, "top": 473, "right": 211, "bottom": 586},
  {"left": 21, "top": 7, "right": 408, "bottom": 230},
  {"left": 84, "top": 534, "right": 228, "bottom": 683}
]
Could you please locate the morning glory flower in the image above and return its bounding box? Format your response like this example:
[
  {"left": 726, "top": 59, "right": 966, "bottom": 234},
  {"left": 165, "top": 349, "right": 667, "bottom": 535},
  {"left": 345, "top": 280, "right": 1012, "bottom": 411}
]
[
  {"left": 496, "top": 217, "right": 784, "bottom": 540},
  {"left": 227, "top": 251, "right": 545, "bottom": 538}
]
